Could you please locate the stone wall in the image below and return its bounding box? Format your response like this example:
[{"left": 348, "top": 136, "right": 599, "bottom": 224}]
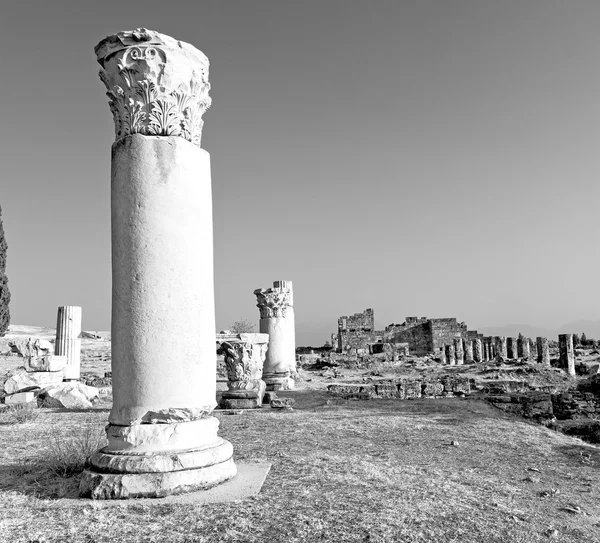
[
  {"left": 385, "top": 317, "right": 468, "bottom": 355},
  {"left": 335, "top": 308, "right": 384, "bottom": 353},
  {"left": 327, "top": 376, "right": 471, "bottom": 400}
]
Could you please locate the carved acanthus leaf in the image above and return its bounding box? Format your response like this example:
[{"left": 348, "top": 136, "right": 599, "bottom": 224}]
[
  {"left": 95, "top": 29, "right": 211, "bottom": 147},
  {"left": 254, "top": 288, "right": 291, "bottom": 319}
]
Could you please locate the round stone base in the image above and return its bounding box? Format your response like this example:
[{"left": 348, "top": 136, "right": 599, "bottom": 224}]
[
  {"left": 263, "top": 376, "right": 295, "bottom": 391},
  {"left": 79, "top": 439, "right": 236, "bottom": 499},
  {"left": 80, "top": 456, "right": 236, "bottom": 500}
]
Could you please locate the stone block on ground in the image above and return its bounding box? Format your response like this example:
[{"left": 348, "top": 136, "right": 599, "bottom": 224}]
[
  {"left": 422, "top": 381, "right": 444, "bottom": 398},
  {"left": 219, "top": 397, "right": 262, "bottom": 409},
  {"left": 5, "top": 391, "right": 36, "bottom": 405},
  {"left": 3, "top": 368, "right": 64, "bottom": 395},
  {"left": 262, "top": 391, "right": 277, "bottom": 404},
  {"left": 270, "top": 398, "right": 295, "bottom": 409},
  {"left": 38, "top": 381, "right": 99, "bottom": 409},
  {"left": 27, "top": 355, "right": 67, "bottom": 372}
]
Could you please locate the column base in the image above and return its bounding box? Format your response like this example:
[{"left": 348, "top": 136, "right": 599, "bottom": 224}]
[
  {"left": 219, "top": 380, "right": 266, "bottom": 409},
  {"left": 263, "top": 374, "right": 295, "bottom": 391},
  {"left": 79, "top": 438, "right": 236, "bottom": 499}
]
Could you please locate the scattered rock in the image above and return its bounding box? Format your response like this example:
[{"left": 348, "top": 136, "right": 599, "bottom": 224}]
[
  {"left": 3, "top": 368, "right": 64, "bottom": 395},
  {"left": 38, "top": 382, "right": 99, "bottom": 409},
  {"left": 270, "top": 398, "right": 295, "bottom": 409},
  {"left": 263, "top": 391, "right": 277, "bottom": 404}
]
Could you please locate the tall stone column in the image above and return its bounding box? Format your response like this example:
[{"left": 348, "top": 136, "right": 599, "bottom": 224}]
[
  {"left": 445, "top": 344, "right": 455, "bottom": 365},
  {"left": 453, "top": 337, "right": 464, "bottom": 365},
  {"left": 473, "top": 339, "right": 482, "bottom": 363},
  {"left": 482, "top": 339, "right": 489, "bottom": 361},
  {"left": 464, "top": 339, "right": 474, "bottom": 363},
  {"left": 80, "top": 29, "right": 235, "bottom": 499},
  {"left": 558, "top": 334, "right": 575, "bottom": 376},
  {"left": 55, "top": 306, "right": 82, "bottom": 380},
  {"left": 506, "top": 337, "right": 518, "bottom": 359},
  {"left": 254, "top": 280, "right": 295, "bottom": 390},
  {"left": 517, "top": 335, "right": 530, "bottom": 359},
  {"left": 536, "top": 337, "right": 550, "bottom": 366},
  {"left": 495, "top": 336, "right": 507, "bottom": 359}
]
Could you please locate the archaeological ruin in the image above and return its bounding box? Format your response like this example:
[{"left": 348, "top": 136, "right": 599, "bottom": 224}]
[
  {"left": 79, "top": 28, "right": 236, "bottom": 499},
  {"left": 254, "top": 280, "right": 296, "bottom": 390}
]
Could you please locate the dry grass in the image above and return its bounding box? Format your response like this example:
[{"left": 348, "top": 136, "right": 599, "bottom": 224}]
[
  {"left": 0, "top": 402, "right": 39, "bottom": 425},
  {"left": 0, "top": 394, "right": 599, "bottom": 543}
]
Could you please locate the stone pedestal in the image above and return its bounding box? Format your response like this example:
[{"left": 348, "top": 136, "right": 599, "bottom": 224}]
[
  {"left": 506, "top": 337, "right": 518, "bottom": 360},
  {"left": 473, "top": 339, "right": 482, "bottom": 363},
  {"left": 453, "top": 337, "right": 464, "bottom": 365},
  {"left": 536, "top": 337, "right": 550, "bottom": 366},
  {"left": 80, "top": 29, "right": 235, "bottom": 500},
  {"left": 217, "top": 333, "right": 268, "bottom": 409},
  {"left": 445, "top": 344, "right": 455, "bottom": 365},
  {"left": 558, "top": 334, "right": 575, "bottom": 376},
  {"left": 255, "top": 281, "right": 295, "bottom": 390},
  {"left": 55, "top": 306, "right": 82, "bottom": 380}
]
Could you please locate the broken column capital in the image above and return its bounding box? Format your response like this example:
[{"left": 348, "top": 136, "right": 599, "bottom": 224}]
[
  {"left": 95, "top": 28, "right": 211, "bottom": 147},
  {"left": 254, "top": 287, "right": 291, "bottom": 319}
]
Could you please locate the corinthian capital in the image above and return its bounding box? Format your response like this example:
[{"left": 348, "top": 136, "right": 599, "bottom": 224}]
[
  {"left": 94, "top": 28, "right": 211, "bottom": 147},
  {"left": 254, "top": 287, "right": 291, "bottom": 319}
]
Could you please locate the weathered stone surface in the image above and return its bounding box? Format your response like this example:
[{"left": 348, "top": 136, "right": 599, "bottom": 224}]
[
  {"left": 487, "top": 392, "right": 554, "bottom": 422},
  {"left": 444, "top": 344, "right": 455, "bottom": 365},
  {"left": 92, "top": 437, "right": 233, "bottom": 473},
  {"left": 105, "top": 418, "right": 220, "bottom": 454},
  {"left": 422, "top": 382, "right": 444, "bottom": 397},
  {"left": 327, "top": 383, "right": 375, "bottom": 400},
  {"left": 80, "top": 457, "right": 236, "bottom": 500},
  {"left": 55, "top": 306, "right": 82, "bottom": 380},
  {"left": 270, "top": 397, "right": 296, "bottom": 409},
  {"left": 464, "top": 340, "right": 474, "bottom": 363},
  {"left": 4, "top": 391, "right": 36, "bottom": 405},
  {"left": 506, "top": 337, "right": 518, "bottom": 359},
  {"left": 536, "top": 337, "right": 550, "bottom": 365},
  {"left": 558, "top": 334, "right": 575, "bottom": 376},
  {"left": 220, "top": 398, "right": 262, "bottom": 409},
  {"left": 95, "top": 28, "right": 211, "bottom": 148},
  {"left": 9, "top": 338, "right": 53, "bottom": 358},
  {"left": 442, "top": 376, "right": 470, "bottom": 394},
  {"left": 262, "top": 391, "right": 277, "bottom": 404},
  {"left": 473, "top": 339, "right": 483, "bottom": 363},
  {"left": 517, "top": 336, "right": 531, "bottom": 359},
  {"left": 39, "top": 382, "right": 99, "bottom": 409},
  {"left": 255, "top": 281, "right": 296, "bottom": 390},
  {"left": 26, "top": 355, "right": 67, "bottom": 373},
  {"left": 218, "top": 333, "right": 268, "bottom": 409},
  {"left": 3, "top": 369, "right": 63, "bottom": 395},
  {"left": 453, "top": 337, "right": 464, "bottom": 365}
]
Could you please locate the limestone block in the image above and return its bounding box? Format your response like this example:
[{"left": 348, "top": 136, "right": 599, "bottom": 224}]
[
  {"left": 39, "top": 382, "right": 99, "bottom": 409},
  {"left": 270, "top": 398, "right": 295, "bottom": 409},
  {"left": 9, "top": 338, "right": 53, "bottom": 358},
  {"left": 3, "top": 369, "right": 64, "bottom": 395},
  {"left": 26, "top": 355, "right": 67, "bottom": 373},
  {"left": 5, "top": 391, "right": 36, "bottom": 405},
  {"left": 422, "top": 382, "right": 444, "bottom": 397}
]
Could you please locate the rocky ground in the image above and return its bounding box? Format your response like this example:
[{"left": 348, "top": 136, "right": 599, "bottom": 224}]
[{"left": 1, "top": 327, "right": 600, "bottom": 542}]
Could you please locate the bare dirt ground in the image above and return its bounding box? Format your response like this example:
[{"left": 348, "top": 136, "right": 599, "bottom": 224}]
[{"left": 1, "top": 327, "right": 599, "bottom": 543}]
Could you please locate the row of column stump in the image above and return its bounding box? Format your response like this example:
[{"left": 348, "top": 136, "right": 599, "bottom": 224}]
[{"left": 444, "top": 334, "right": 576, "bottom": 376}]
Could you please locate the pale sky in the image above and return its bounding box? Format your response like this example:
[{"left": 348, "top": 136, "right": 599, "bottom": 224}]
[{"left": 1, "top": 0, "right": 599, "bottom": 345}]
